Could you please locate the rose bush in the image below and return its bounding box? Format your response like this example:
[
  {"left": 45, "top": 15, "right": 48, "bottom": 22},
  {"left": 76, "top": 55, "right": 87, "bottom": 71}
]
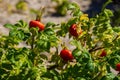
[{"left": 0, "top": 1, "right": 120, "bottom": 80}]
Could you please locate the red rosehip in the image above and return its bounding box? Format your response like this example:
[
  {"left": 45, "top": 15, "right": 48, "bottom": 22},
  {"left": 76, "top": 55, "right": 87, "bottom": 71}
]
[
  {"left": 29, "top": 20, "right": 45, "bottom": 31},
  {"left": 60, "top": 49, "right": 73, "bottom": 61},
  {"left": 116, "top": 63, "right": 120, "bottom": 71},
  {"left": 69, "top": 24, "right": 82, "bottom": 37},
  {"left": 100, "top": 50, "right": 107, "bottom": 57}
]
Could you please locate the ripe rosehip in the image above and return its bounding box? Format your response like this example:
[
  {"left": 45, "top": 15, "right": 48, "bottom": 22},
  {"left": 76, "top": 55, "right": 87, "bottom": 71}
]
[
  {"left": 60, "top": 49, "right": 73, "bottom": 61},
  {"left": 29, "top": 20, "right": 45, "bottom": 31},
  {"left": 116, "top": 63, "right": 120, "bottom": 71},
  {"left": 69, "top": 24, "right": 82, "bottom": 37},
  {"left": 100, "top": 50, "right": 107, "bottom": 57}
]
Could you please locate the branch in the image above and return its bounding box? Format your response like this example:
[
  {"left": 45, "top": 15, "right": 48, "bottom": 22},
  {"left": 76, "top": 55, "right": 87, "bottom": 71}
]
[
  {"left": 47, "top": 64, "right": 59, "bottom": 70},
  {"left": 89, "top": 46, "right": 104, "bottom": 53},
  {"left": 89, "top": 35, "right": 120, "bottom": 53},
  {"left": 112, "top": 35, "right": 119, "bottom": 42}
]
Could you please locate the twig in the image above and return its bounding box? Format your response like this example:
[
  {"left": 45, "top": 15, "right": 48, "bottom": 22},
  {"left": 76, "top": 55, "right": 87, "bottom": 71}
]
[
  {"left": 88, "top": 44, "right": 98, "bottom": 53},
  {"left": 47, "top": 64, "right": 59, "bottom": 70},
  {"left": 89, "top": 46, "right": 104, "bottom": 53},
  {"left": 112, "top": 35, "right": 119, "bottom": 42},
  {"left": 89, "top": 35, "right": 120, "bottom": 53}
]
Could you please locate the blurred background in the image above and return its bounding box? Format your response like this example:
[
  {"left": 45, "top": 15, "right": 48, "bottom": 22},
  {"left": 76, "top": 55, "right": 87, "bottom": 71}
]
[{"left": 0, "top": 0, "right": 120, "bottom": 35}]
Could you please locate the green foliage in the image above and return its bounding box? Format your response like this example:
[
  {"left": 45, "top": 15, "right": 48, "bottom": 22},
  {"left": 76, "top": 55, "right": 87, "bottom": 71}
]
[
  {"left": 1, "top": 1, "right": 120, "bottom": 80},
  {"left": 0, "top": 20, "right": 58, "bottom": 80},
  {"left": 16, "top": 0, "right": 28, "bottom": 11},
  {"left": 52, "top": 0, "right": 69, "bottom": 16},
  {"left": 108, "top": 50, "right": 120, "bottom": 69},
  {"left": 101, "top": 73, "right": 115, "bottom": 80}
]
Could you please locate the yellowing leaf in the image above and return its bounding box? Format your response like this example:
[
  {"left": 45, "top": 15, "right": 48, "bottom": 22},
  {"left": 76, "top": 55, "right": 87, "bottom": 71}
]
[{"left": 80, "top": 14, "right": 89, "bottom": 21}]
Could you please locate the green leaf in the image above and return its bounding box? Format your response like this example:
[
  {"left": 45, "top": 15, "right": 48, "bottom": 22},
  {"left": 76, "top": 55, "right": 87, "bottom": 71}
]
[
  {"left": 104, "top": 9, "right": 113, "bottom": 17},
  {"left": 19, "top": 20, "right": 27, "bottom": 28},
  {"left": 14, "top": 20, "right": 27, "bottom": 28},
  {"left": 67, "top": 3, "right": 76, "bottom": 10},
  {"left": 113, "top": 76, "right": 119, "bottom": 80},
  {"left": 67, "top": 18, "right": 77, "bottom": 26},
  {"left": 73, "top": 8, "right": 83, "bottom": 17},
  {"left": 0, "top": 68, "right": 8, "bottom": 75},
  {"left": 101, "top": 73, "right": 115, "bottom": 80},
  {"left": 113, "top": 27, "right": 120, "bottom": 32},
  {"left": 57, "top": 4, "right": 67, "bottom": 16},
  {"left": 23, "top": 32, "right": 30, "bottom": 41},
  {"left": 45, "top": 22, "right": 56, "bottom": 28},
  {"left": 9, "top": 29, "right": 17, "bottom": 36},
  {"left": 113, "top": 38, "right": 120, "bottom": 47},
  {"left": 68, "top": 2, "right": 80, "bottom": 10},
  {"left": 17, "top": 30, "right": 25, "bottom": 40},
  {"left": 2, "top": 63, "right": 13, "bottom": 70},
  {"left": 30, "top": 27, "right": 39, "bottom": 36},
  {"left": 76, "top": 77, "right": 86, "bottom": 80},
  {"left": 77, "top": 51, "right": 91, "bottom": 63},
  {"left": 37, "top": 40, "right": 50, "bottom": 52},
  {"left": 68, "top": 2, "right": 83, "bottom": 17},
  {"left": 108, "top": 55, "right": 120, "bottom": 69},
  {"left": 9, "top": 29, "right": 25, "bottom": 40},
  {"left": 72, "top": 48, "right": 82, "bottom": 57},
  {"left": 70, "top": 40, "right": 82, "bottom": 50},
  {"left": 44, "top": 28, "right": 55, "bottom": 35},
  {"left": 4, "top": 23, "right": 15, "bottom": 30},
  {"left": 42, "top": 71, "right": 53, "bottom": 78},
  {"left": 85, "top": 61, "right": 94, "bottom": 72}
]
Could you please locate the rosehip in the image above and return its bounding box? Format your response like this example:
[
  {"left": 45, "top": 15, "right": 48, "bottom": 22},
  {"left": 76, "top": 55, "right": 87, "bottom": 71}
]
[
  {"left": 69, "top": 24, "right": 82, "bottom": 37},
  {"left": 100, "top": 50, "right": 107, "bottom": 57},
  {"left": 116, "top": 63, "right": 120, "bottom": 71},
  {"left": 29, "top": 20, "right": 45, "bottom": 31},
  {"left": 60, "top": 49, "right": 73, "bottom": 61}
]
